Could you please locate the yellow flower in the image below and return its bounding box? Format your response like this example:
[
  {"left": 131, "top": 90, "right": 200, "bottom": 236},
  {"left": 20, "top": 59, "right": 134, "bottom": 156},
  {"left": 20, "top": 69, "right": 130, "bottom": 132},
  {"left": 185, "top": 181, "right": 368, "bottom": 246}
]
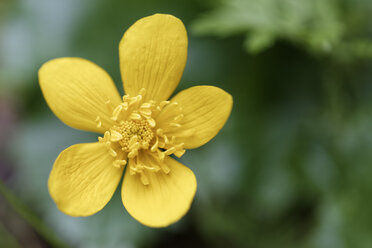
[{"left": 38, "top": 14, "right": 232, "bottom": 227}]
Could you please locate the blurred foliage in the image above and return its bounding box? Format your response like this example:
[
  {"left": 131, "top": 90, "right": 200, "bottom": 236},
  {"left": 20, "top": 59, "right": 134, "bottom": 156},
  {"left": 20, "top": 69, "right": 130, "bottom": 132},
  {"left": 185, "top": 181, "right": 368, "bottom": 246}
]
[
  {"left": 1, "top": 0, "right": 372, "bottom": 248},
  {"left": 192, "top": 0, "right": 372, "bottom": 60}
]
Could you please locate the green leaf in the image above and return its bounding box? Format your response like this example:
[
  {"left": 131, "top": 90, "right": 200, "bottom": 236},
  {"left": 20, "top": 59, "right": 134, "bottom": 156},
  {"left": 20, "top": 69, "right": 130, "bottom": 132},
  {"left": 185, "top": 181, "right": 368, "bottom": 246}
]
[{"left": 191, "top": 0, "right": 372, "bottom": 60}]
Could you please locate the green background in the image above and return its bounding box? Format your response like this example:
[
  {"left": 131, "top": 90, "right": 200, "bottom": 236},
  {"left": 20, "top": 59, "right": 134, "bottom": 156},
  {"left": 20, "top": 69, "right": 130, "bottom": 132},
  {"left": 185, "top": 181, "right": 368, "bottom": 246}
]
[{"left": 1, "top": 0, "right": 372, "bottom": 247}]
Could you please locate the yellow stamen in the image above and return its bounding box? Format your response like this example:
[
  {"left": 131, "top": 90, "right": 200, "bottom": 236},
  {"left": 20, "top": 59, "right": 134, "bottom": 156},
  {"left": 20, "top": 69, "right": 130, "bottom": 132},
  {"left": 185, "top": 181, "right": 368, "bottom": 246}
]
[
  {"left": 103, "top": 89, "right": 189, "bottom": 185},
  {"left": 113, "top": 159, "right": 127, "bottom": 168}
]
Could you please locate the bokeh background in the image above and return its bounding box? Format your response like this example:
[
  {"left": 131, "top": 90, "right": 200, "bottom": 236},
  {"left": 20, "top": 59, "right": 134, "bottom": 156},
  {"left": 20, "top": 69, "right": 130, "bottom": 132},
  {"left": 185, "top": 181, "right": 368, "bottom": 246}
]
[{"left": 1, "top": 0, "right": 372, "bottom": 247}]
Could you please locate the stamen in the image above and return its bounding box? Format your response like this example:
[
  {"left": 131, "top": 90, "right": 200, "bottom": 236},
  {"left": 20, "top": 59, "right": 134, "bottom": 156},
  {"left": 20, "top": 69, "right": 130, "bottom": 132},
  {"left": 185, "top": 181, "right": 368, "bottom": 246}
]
[
  {"left": 164, "top": 147, "right": 176, "bottom": 155},
  {"left": 156, "top": 100, "right": 170, "bottom": 111},
  {"left": 101, "top": 88, "right": 191, "bottom": 185},
  {"left": 169, "top": 123, "right": 181, "bottom": 128},
  {"left": 129, "top": 141, "right": 140, "bottom": 151},
  {"left": 144, "top": 165, "right": 160, "bottom": 172},
  {"left": 110, "top": 129, "right": 123, "bottom": 142},
  {"left": 147, "top": 118, "right": 156, "bottom": 128},
  {"left": 130, "top": 166, "right": 138, "bottom": 175},
  {"left": 129, "top": 135, "right": 138, "bottom": 147},
  {"left": 130, "top": 112, "right": 141, "bottom": 120},
  {"left": 111, "top": 105, "right": 123, "bottom": 121},
  {"left": 140, "top": 108, "right": 152, "bottom": 116},
  {"left": 104, "top": 131, "right": 110, "bottom": 140},
  {"left": 151, "top": 136, "right": 159, "bottom": 152},
  {"left": 140, "top": 102, "right": 152, "bottom": 109},
  {"left": 113, "top": 159, "right": 127, "bottom": 168},
  {"left": 129, "top": 97, "right": 138, "bottom": 106},
  {"left": 160, "top": 100, "right": 170, "bottom": 108},
  {"left": 174, "top": 149, "right": 185, "bottom": 157}
]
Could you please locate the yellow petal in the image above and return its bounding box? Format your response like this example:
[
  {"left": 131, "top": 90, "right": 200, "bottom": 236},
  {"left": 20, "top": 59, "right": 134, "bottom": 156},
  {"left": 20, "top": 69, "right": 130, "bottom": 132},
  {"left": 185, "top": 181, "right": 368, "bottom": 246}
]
[
  {"left": 166, "top": 86, "right": 233, "bottom": 149},
  {"left": 48, "top": 142, "right": 124, "bottom": 216},
  {"left": 39, "top": 57, "right": 122, "bottom": 133},
  {"left": 122, "top": 153, "right": 197, "bottom": 227},
  {"left": 119, "top": 14, "right": 187, "bottom": 102}
]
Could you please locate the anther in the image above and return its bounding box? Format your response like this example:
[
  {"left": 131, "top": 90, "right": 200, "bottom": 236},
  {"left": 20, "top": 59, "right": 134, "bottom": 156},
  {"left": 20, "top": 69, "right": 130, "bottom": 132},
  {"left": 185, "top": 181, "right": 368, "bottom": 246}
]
[
  {"left": 174, "top": 149, "right": 185, "bottom": 157},
  {"left": 144, "top": 165, "right": 160, "bottom": 172},
  {"left": 151, "top": 136, "right": 159, "bottom": 152},
  {"left": 157, "top": 100, "right": 170, "bottom": 111},
  {"left": 130, "top": 112, "right": 141, "bottom": 120},
  {"left": 111, "top": 105, "right": 123, "bottom": 121},
  {"left": 129, "top": 135, "right": 138, "bottom": 147},
  {"left": 164, "top": 147, "right": 176, "bottom": 155},
  {"left": 160, "top": 101, "right": 170, "bottom": 108},
  {"left": 147, "top": 118, "right": 156, "bottom": 128},
  {"left": 140, "top": 109, "right": 152, "bottom": 116},
  {"left": 110, "top": 129, "right": 123, "bottom": 142},
  {"left": 113, "top": 159, "right": 127, "bottom": 168},
  {"left": 140, "top": 102, "right": 152, "bottom": 109}
]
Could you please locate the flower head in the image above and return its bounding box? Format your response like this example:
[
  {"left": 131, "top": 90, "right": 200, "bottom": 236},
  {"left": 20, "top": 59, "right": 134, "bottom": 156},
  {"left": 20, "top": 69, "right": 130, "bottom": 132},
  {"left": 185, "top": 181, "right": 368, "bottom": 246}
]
[{"left": 39, "top": 14, "right": 232, "bottom": 227}]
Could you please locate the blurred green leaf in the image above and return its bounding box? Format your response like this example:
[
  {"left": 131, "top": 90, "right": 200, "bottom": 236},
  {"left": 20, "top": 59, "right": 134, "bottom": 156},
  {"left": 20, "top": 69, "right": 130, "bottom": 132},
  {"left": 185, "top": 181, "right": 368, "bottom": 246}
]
[
  {"left": 244, "top": 31, "right": 275, "bottom": 54},
  {"left": 191, "top": 0, "right": 372, "bottom": 60},
  {"left": 0, "top": 222, "right": 20, "bottom": 248},
  {"left": 0, "top": 180, "right": 67, "bottom": 248}
]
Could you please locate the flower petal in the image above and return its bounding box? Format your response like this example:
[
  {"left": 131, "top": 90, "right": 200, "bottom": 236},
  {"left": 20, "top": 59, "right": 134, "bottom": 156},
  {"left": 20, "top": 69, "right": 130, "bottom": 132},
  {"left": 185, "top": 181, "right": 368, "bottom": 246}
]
[
  {"left": 119, "top": 14, "right": 187, "bottom": 102},
  {"left": 166, "top": 86, "right": 233, "bottom": 149},
  {"left": 122, "top": 153, "right": 197, "bottom": 227},
  {"left": 49, "top": 142, "right": 124, "bottom": 216},
  {"left": 39, "top": 57, "right": 122, "bottom": 133}
]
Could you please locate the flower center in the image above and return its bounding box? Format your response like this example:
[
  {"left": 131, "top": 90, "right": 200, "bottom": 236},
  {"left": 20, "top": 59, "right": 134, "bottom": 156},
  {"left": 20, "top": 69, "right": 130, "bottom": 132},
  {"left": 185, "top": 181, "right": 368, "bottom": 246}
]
[
  {"left": 97, "top": 88, "right": 190, "bottom": 185},
  {"left": 114, "top": 120, "right": 154, "bottom": 152}
]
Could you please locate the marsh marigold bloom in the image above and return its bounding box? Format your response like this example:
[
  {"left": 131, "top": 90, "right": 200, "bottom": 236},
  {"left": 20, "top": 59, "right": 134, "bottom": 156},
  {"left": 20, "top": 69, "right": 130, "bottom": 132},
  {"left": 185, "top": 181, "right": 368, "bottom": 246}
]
[{"left": 39, "top": 14, "right": 232, "bottom": 227}]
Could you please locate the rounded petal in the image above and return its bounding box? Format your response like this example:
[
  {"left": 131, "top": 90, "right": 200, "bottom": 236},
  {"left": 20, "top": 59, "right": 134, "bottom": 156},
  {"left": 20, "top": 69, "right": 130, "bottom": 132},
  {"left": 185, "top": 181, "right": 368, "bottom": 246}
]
[
  {"left": 166, "top": 86, "right": 233, "bottom": 149},
  {"left": 122, "top": 153, "right": 197, "bottom": 227},
  {"left": 49, "top": 142, "right": 124, "bottom": 216},
  {"left": 39, "top": 57, "right": 122, "bottom": 133},
  {"left": 119, "top": 14, "right": 187, "bottom": 102}
]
